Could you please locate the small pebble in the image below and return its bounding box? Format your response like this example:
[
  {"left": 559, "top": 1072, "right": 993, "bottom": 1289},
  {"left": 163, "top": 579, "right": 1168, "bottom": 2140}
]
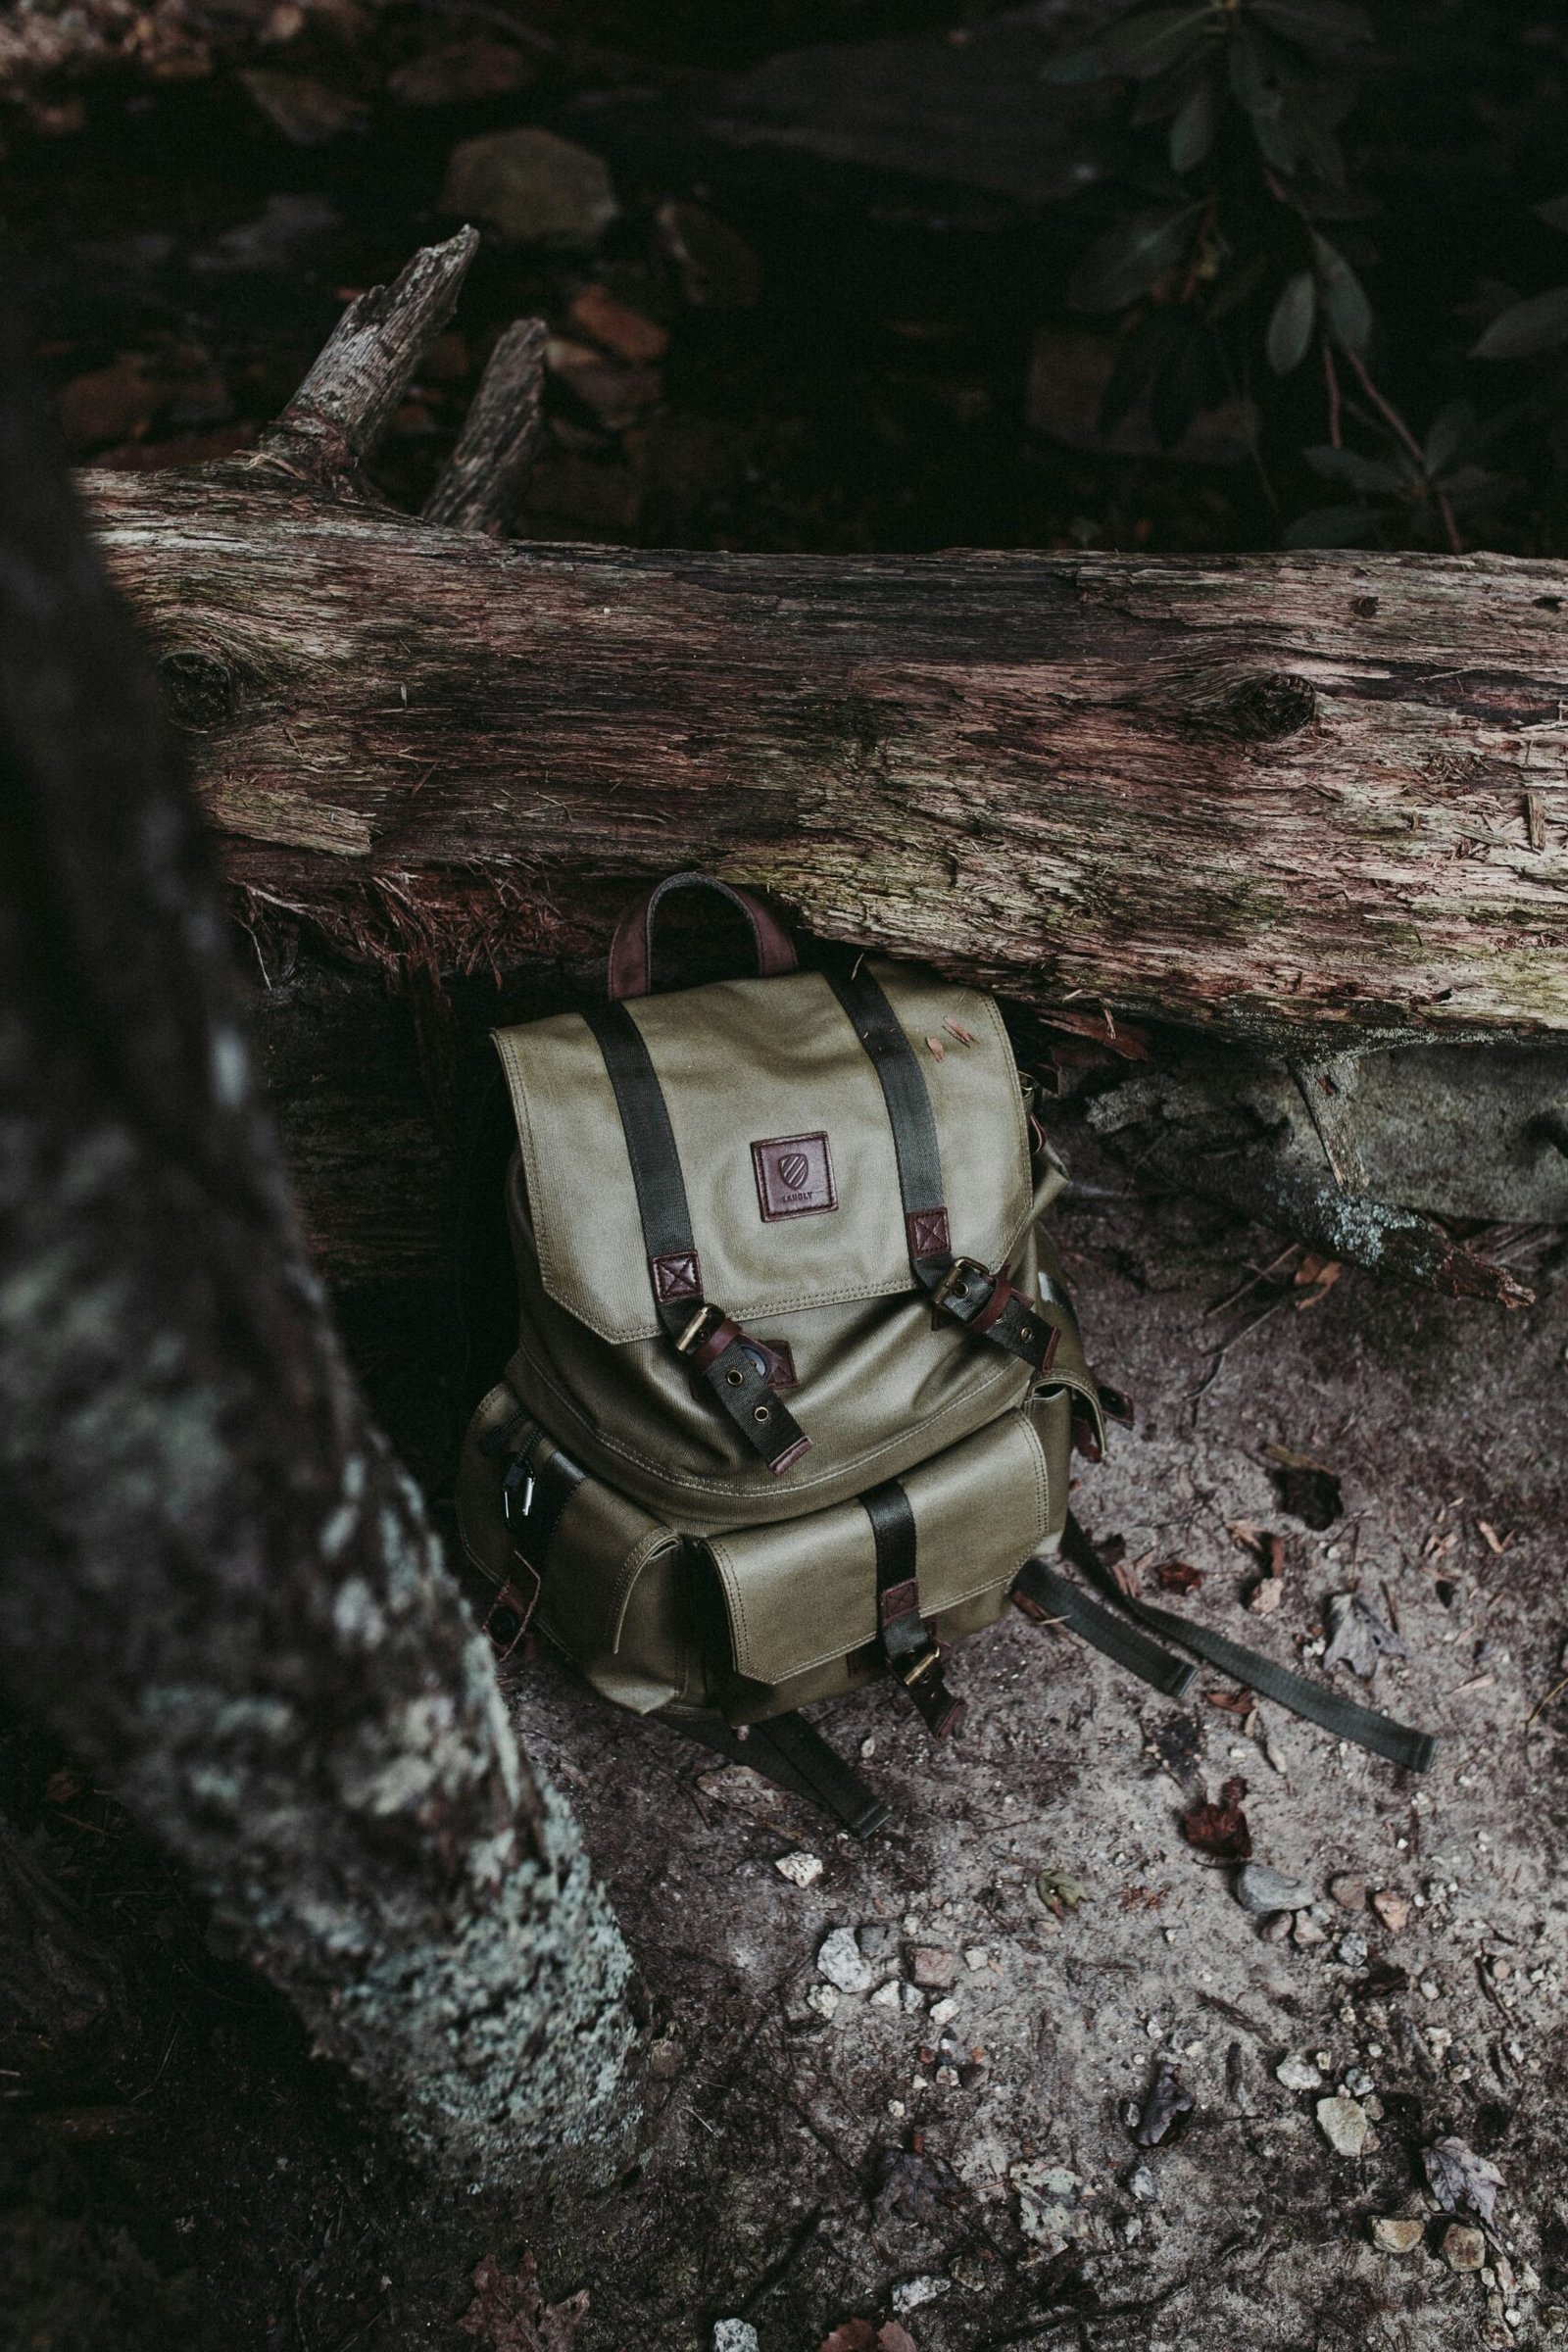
[
  {"left": 892, "top": 2277, "right": 949, "bottom": 2315},
  {"left": 907, "top": 1945, "right": 960, "bottom": 1990},
  {"left": 929, "top": 1996, "right": 959, "bottom": 2026},
  {"left": 806, "top": 1984, "right": 840, "bottom": 2021},
  {"left": 1294, "top": 1913, "right": 1328, "bottom": 1947},
  {"left": 817, "top": 1927, "right": 874, "bottom": 1994},
  {"left": 1316, "top": 2094, "right": 1369, "bottom": 2157},
  {"left": 1259, "top": 1912, "right": 1293, "bottom": 1943},
  {"left": 1444, "top": 2224, "right": 1487, "bottom": 2274},
  {"left": 774, "top": 1850, "right": 822, "bottom": 1887},
  {"left": 1329, "top": 1874, "right": 1368, "bottom": 1912},
  {"left": 1235, "top": 1863, "right": 1314, "bottom": 1915},
  {"left": 964, "top": 1946, "right": 992, "bottom": 1971},
  {"left": 1371, "top": 1888, "right": 1411, "bottom": 1933},
  {"left": 1371, "top": 2218, "right": 1425, "bottom": 2255},
  {"left": 1126, "top": 2163, "right": 1157, "bottom": 2202},
  {"left": 1275, "top": 2054, "right": 1323, "bottom": 2092},
  {"left": 713, "top": 2324, "right": 760, "bottom": 2352},
  {"left": 1337, "top": 1931, "right": 1370, "bottom": 1967}
]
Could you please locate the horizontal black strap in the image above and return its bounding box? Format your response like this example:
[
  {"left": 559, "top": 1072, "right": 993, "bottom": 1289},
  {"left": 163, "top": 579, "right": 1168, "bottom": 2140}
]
[{"left": 1058, "top": 1516, "right": 1436, "bottom": 1774}]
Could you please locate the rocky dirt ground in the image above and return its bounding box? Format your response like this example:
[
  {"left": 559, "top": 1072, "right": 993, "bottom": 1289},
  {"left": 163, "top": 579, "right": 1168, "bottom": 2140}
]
[
  {"left": 490, "top": 1119, "right": 1568, "bottom": 2352},
  {"left": 5, "top": 1117, "right": 1566, "bottom": 2352}
]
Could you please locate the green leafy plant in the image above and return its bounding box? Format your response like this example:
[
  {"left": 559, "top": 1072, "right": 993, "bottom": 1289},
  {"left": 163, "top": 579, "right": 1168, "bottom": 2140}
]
[
  {"left": 1034, "top": 0, "right": 1568, "bottom": 552},
  {"left": 1046, "top": 0, "right": 1379, "bottom": 465}
]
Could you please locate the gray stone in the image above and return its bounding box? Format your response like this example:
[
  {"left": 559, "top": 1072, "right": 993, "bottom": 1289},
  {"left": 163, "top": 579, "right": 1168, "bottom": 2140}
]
[
  {"left": 713, "top": 2325, "right": 760, "bottom": 2352},
  {"left": 817, "top": 1926, "right": 874, "bottom": 1995},
  {"left": 906, "top": 1943, "right": 960, "bottom": 1989},
  {"left": 1317, "top": 2094, "right": 1370, "bottom": 2157},
  {"left": 440, "top": 128, "right": 618, "bottom": 249},
  {"left": 858, "top": 1921, "right": 901, "bottom": 1963},
  {"left": 1235, "top": 1862, "right": 1314, "bottom": 1915}
]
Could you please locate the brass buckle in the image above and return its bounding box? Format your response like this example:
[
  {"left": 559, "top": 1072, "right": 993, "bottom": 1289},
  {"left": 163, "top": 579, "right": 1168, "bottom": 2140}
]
[
  {"left": 896, "top": 1642, "right": 942, "bottom": 1688},
  {"left": 673, "top": 1302, "right": 724, "bottom": 1357},
  {"left": 931, "top": 1256, "right": 989, "bottom": 1313}
]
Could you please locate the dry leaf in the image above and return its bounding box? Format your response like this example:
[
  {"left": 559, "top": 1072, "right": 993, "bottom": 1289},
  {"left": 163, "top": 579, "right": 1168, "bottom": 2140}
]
[
  {"left": 460, "top": 2253, "right": 589, "bottom": 2352},
  {"left": 1179, "top": 1777, "right": 1251, "bottom": 1860},
  {"left": 1154, "top": 1560, "right": 1202, "bottom": 1593},
  {"left": 1478, "top": 1520, "right": 1509, "bottom": 1554}
]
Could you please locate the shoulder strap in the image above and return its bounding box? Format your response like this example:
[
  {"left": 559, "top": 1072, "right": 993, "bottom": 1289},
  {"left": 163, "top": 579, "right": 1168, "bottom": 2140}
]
[
  {"left": 1049, "top": 1515, "right": 1437, "bottom": 1773},
  {"left": 583, "top": 1001, "right": 810, "bottom": 1475}
]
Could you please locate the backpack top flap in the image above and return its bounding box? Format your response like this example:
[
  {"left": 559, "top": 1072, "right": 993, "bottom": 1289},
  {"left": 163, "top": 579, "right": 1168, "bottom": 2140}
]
[{"left": 493, "top": 957, "right": 1032, "bottom": 1346}]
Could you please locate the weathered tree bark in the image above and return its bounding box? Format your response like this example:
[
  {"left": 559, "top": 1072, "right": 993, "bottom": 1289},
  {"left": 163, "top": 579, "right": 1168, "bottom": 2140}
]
[
  {"left": 0, "top": 291, "right": 637, "bottom": 2188},
  {"left": 84, "top": 469, "right": 1568, "bottom": 1051}
]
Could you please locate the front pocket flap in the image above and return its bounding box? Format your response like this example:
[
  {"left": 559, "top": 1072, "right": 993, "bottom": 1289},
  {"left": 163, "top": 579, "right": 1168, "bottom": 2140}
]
[
  {"left": 705, "top": 1408, "right": 1050, "bottom": 1687},
  {"left": 493, "top": 959, "right": 1030, "bottom": 1344}
]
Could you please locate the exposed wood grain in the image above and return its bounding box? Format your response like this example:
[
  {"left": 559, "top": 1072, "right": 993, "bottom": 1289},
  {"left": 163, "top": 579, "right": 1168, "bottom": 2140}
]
[{"left": 85, "top": 467, "right": 1568, "bottom": 1045}]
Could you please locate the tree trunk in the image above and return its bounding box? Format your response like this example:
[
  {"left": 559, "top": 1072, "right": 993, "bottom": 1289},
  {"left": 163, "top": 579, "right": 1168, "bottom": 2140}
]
[
  {"left": 84, "top": 473, "right": 1568, "bottom": 1051},
  {"left": 0, "top": 281, "right": 637, "bottom": 2190}
]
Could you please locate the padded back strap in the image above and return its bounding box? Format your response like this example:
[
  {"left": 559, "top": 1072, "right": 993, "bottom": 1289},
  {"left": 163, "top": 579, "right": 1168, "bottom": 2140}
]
[
  {"left": 608, "top": 871, "right": 798, "bottom": 1001},
  {"left": 583, "top": 1001, "right": 809, "bottom": 1475}
]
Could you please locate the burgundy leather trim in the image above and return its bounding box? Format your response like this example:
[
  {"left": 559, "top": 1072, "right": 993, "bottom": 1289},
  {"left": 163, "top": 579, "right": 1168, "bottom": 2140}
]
[
  {"left": 906, "top": 1206, "right": 951, "bottom": 1261},
  {"left": 968, "top": 1271, "right": 1017, "bottom": 1338},
  {"left": 879, "top": 1577, "right": 920, "bottom": 1628},
  {"left": 651, "top": 1249, "right": 702, "bottom": 1303},
  {"left": 691, "top": 1314, "right": 743, "bottom": 1374},
  {"left": 768, "top": 1435, "right": 812, "bottom": 1475},
  {"left": 608, "top": 872, "right": 798, "bottom": 1001}
]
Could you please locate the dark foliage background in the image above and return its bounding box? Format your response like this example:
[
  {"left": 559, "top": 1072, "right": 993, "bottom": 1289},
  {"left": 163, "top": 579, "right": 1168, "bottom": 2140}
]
[{"left": 4, "top": 0, "right": 1568, "bottom": 560}]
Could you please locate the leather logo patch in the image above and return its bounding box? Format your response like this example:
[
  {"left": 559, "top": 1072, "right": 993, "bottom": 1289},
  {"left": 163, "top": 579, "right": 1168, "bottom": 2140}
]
[{"left": 752, "top": 1131, "right": 837, "bottom": 1222}]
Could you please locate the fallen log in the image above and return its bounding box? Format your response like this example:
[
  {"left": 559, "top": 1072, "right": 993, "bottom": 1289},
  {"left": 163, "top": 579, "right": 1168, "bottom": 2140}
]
[
  {"left": 83, "top": 348, "right": 1568, "bottom": 1043},
  {"left": 75, "top": 235, "right": 1568, "bottom": 1307}
]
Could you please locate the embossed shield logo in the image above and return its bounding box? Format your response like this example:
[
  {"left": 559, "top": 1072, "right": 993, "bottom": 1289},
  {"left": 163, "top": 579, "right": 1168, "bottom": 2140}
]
[{"left": 752, "top": 1131, "right": 837, "bottom": 1222}]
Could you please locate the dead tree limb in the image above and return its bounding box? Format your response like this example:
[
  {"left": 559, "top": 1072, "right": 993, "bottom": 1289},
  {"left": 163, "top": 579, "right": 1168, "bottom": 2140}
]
[
  {"left": 423, "top": 316, "right": 549, "bottom": 534},
  {"left": 63, "top": 231, "right": 1568, "bottom": 1049},
  {"left": 0, "top": 289, "right": 637, "bottom": 2188}
]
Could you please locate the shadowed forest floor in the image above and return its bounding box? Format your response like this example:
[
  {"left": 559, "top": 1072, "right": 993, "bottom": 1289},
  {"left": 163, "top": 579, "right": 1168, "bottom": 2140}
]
[{"left": 6, "top": 1117, "right": 1565, "bottom": 2352}]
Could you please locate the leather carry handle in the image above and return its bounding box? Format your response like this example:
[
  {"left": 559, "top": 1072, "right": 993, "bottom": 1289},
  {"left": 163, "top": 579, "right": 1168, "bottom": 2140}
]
[{"left": 608, "top": 871, "right": 798, "bottom": 1001}]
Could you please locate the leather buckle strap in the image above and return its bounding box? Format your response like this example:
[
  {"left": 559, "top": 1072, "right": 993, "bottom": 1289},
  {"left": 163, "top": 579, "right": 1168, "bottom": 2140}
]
[
  {"left": 861, "top": 1479, "right": 966, "bottom": 1740},
  {"left": 585, "top": 999, "right": 810, "bottom": 1475},
  {"left": 483, "top": 1575, "right": 539, "bottom": 1662},
  {"left": 930, "top": 1256, "right": 1061, "bottom": 1374},
  {"left": 826, "top": 967, "right": 1058, "bottom": 1377}
]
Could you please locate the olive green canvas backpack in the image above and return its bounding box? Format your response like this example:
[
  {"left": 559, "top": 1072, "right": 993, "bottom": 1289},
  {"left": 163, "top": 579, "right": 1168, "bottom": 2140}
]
[{"left": 458, "top": 875, "right": 1433, "bottom": 1832}]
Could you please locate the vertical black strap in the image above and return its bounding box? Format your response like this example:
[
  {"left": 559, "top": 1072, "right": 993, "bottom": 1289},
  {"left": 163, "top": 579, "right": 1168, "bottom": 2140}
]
[
  {"left": 860, "top": 1479, "right": 964, "bottom": 1738},
  {"left": 583, "top": 1002, "right": 809, "bottom": 1474},
  {"left": 825, "top": 967, "right": 1060, "bottom": 1374},
  {"left": 1053, "top": 1516, "right": 1437, "bottom": 1773}
]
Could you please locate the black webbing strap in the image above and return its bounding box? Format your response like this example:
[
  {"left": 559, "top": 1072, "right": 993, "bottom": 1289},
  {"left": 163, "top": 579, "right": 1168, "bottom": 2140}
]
[
  {"left": 1050, "top": 1515, "right": 1437, "bottom": 1772},
  {"left": 861, "top": 1480, "right": 964, "bottom": 1738},
  {"left": 479, "top": 1416, "right": 585, "bottom": 1658},
  {"left": 1013, "top": 1556, "right": 1198, "bottom": 1700},
  {"left": 825, "top": 967, "right": 1059, "bottom": 1373},
  {"left": 671, "top": 1710, "right": 892, "bottom": 1838},
  {"left": 584, "top": 1002, "right": 809, "bottom": 1475}
]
